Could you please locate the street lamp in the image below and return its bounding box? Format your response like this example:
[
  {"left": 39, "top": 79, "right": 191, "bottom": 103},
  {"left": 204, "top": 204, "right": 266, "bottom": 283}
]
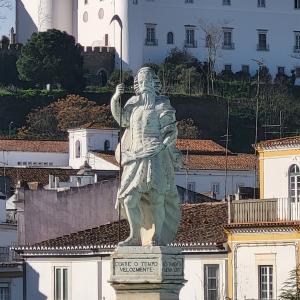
[{"left": 251, "top": 58, "right": 265, "bottom": 199}]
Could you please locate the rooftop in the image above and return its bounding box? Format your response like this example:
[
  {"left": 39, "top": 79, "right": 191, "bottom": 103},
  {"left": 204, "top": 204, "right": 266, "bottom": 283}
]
[
  {"left": 0, "top": 167, "right": 77, "bottom": 187},
  {"left": 91, "top": 151, "right": 118, "bottom": 166},
  {"left": 183, "top": 154, "right": 257, "bottom": 171},
  {"left": 33, "top": 203, "right": 228, "bottom": 248},
  {"left": 0, "top": 139, "right": 68, "bottom": 153},
  {"left": 176, "top": 139, "right": 229, "bottom": 155},
  {"left": 71, "top": 122, "right": 118, "bottom": 130},
  {"left": 256, "top": 136, "right": 300, "bottom": 150}
]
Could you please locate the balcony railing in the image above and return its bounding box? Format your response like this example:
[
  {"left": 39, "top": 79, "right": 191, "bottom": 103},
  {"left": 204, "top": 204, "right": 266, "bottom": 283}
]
[
  {"left": 145, "top": 39, "right": 158, "bottom": 46},
  {"left": 229, "top": 198, "right": 300, "bottom": 224},
  {"left": 257, "top": 43, "right": 270, "bottom": 51},
  {"left": 0, "top": 247, "right": 20, "bottom": 262},
  {"left": 184, "top": 40, "right": 197, "bottom": 48}
]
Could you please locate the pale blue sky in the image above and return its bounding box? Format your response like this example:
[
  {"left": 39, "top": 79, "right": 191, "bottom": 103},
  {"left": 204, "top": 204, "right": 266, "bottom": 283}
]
[{"left": 0, "top": 0, "right": 15, "bottom": 38}]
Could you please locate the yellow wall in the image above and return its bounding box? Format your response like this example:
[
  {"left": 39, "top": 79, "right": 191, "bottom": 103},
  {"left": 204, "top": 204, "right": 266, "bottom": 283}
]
[
  {"left": 257, "top": 148, "right": 300, "bottom": 199},
  {"left": 226, "top": 229, "right": 300, "bottom": 299}
]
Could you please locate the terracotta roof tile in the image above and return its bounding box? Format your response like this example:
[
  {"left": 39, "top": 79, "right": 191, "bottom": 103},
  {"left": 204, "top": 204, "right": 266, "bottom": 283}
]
[
  {"left": 91, "top": 151, "right": 119, "bottom": 166},
  {"left": 76, "top": 122, "right": 118, "bottom": 130},
  {"left": 256, "top": 136, "right": 300, "bottom": 150},
  {"left": 0, "top": 139, "right": 68, "bottom": 153},
  {"left": 35, "top": 203, "right": 228, "bottom": 247},
  {"left": 0, "top": 167, "right": 77, "bottom": 187},
  {"left": 176, "top": 139, "right": 229, "bottom": 154},
  {"left": 183, "top": 154, "right": 257, "bottom": 171}
]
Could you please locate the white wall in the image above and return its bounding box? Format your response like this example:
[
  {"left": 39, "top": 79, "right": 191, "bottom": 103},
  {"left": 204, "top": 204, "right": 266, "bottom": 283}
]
[
  {"left": 233, "top": 241, "right": 298, "bottom": 300},
  {"left": 68, "top": 128, "right": 119, "bottom": 169},
  {"left": 180, "top": 254, "right": 227, "bottom": 300},
  {"left": 26, "top": 252, "right": 228, "bottom": 300},
  {"left": 263, "top": 152, "right": 300, "bottom": 199},
  {"left": 87, "top": 152, "right": 119, "bottom": 171},
  {"left": 77, "top": 0, "right": 300, "bottom": 74},
  {"left": 0, "top": 151, "right": 69, "bottom": 167},
  {"left": 16, "top": 0, "right": 75, "bottom": 43},
  {"left": 176, "top": 169, "right": 256, "bottom": 200}
]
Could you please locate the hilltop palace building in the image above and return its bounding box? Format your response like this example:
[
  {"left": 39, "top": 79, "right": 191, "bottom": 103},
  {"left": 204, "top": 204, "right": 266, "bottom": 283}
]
[{"left": 15, "top": 0, "right": 300, "bottom": 76}]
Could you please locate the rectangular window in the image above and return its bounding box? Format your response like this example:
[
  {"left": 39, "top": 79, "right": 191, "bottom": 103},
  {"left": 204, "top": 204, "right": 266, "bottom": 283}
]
[
  {"left": 212, "top": 183, "right": 220, "bottom": 195},
  {"left": 185, "top": 0, "right": 193, "bottom": 3},
  {"left": 259, "top": 265, "right": 273, "bottom": 300},
  {"left": 296, "top": 67, "right": 300, "bottom": 77},
  {"left": 0, "top": 283, "right": 9, "bottom": 300},
  {"left": 133, "top": 0, "right": 138, "bottom": 4},
  {"left": 258, "top": 0, "right": 265, "bottom": 7},
  {"left": 185, "top": 27, "right": 197, "bottom": 48},
  {"left": 242, "top": 65, "right": 250, "bottom": 73},
  {"left": 257, "top": 30, "right": 269, "bottom": 51},
  {"left": 294, "top": 32, "right": 300, "bottom": 52},
  {"left": 204, "top": 264, "right": 219, "bottom": 300},
  {"left": 145, "top": 25, "right": 157, "bottom": 46},
  {"left": 54, "top": 267, "right": 68, "bottom": 300},
  {"left": 295, "top": 0, "right": 300, "bottom": 9},
  {"left": 223, "top": 28, "right": 234, "bottom": 49},
  {"left": 223, "top": 0, "right": 231, "bottom": 5}
]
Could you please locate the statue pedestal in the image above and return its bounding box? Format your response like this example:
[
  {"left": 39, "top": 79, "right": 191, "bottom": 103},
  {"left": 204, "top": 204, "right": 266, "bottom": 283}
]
[{"left": 110, "top": 246, "right": 185, "bottom": 300}]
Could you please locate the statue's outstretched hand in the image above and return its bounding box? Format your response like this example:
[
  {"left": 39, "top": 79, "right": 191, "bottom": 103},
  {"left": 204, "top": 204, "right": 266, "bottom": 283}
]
[{"left": 114, "top": 83, "right": 125, "bottom": 98}]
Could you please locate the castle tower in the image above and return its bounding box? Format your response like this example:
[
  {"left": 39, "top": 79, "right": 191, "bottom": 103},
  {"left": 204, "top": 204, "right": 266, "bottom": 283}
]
[{"left": 16, "top": 0, "right": 76, "bottom": 44}]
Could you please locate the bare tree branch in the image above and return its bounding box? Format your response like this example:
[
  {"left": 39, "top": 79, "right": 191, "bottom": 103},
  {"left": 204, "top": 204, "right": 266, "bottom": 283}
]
[{"left": 198, "top": 18, "right": 231, "bottom": 94}]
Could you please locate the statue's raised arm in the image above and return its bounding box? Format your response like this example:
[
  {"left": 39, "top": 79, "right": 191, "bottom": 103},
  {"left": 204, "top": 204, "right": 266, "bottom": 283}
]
[{"left": 110, "top": 83, "right": 130, "bottom": 127}]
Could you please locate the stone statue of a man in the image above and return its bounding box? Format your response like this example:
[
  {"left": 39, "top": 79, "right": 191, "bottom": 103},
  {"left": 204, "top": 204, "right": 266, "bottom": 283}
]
[{"left": 111, "top": 67, "right": 181, "bottom": 247}]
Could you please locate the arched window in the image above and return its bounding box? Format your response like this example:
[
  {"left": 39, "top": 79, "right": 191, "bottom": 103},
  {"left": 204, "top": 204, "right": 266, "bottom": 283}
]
[
  {"left": 97, "top": 69, "right": 108, "bottom": 87},
  {"left": 75, "top": 140, "right": 81, "bottom": 158},
  {"left": 167, "top": 32, "right": 174, "bottom": 44},
  {"left": 104, "top": 140, "right": 110, "bottom": 151},
  {"left": 289, "top": 164, "right": 300, "bottom": 202}
]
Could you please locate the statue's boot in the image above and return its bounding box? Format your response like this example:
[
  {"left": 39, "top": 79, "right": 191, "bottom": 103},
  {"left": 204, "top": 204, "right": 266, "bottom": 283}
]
[
  {"left": 151, "top": 198, "right": 165, "bottom": 246},
  {"left": 118, "top": 205, "right": 141, "bottom": 246}
]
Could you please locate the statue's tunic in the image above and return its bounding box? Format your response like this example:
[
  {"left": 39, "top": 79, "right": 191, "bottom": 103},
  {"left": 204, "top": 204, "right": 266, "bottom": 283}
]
[
  {"left": 115, "top": 95, "right": 181, "bottom": 244},
  {"left": 116, "top": 95, "right": 176, "bottom": 199}
]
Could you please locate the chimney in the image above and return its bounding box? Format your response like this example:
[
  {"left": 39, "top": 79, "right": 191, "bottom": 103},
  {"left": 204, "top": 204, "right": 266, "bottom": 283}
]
[
  {"left": 54, "top": 177, "right": 60, "bottom": 189},
  {"left": 49, "top": 175, "right": 54, "bottom": 189},
  {"left": 0, "top": 199, "right": 5, "bottom": 223}
]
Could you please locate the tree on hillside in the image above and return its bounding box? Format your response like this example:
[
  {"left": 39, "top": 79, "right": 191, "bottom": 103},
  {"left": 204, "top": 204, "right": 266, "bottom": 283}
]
[
  {"left": 17, "top": 29, "right": 85, "bottom": 91},
  {"left": 0, "top": 36, "right": 19, "bottom": 84},
  {"left": 199, "top": 18, "right": 230, "bottom": 95},
  {"left": 177, "top": 118, "right": 200, "bottom": 139},
  {"left": 18, "top": 95, "right": 117, "bottom": 139}
]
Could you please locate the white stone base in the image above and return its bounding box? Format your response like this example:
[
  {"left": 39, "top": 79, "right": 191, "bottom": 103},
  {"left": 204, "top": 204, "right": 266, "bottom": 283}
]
[{"left": 110, "top": 246, "right": 185, "bottom": 300}]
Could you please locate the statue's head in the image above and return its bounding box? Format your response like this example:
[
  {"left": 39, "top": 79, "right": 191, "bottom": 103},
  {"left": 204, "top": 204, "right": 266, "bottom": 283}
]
[{"left": 134, "top": 67, "right": 162, "bottom": 95}]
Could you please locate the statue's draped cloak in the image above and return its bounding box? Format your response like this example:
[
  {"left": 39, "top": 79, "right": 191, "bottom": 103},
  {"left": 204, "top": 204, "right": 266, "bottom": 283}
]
[{"left": 115, "top": 95, "right": 181, "bottom": 245}]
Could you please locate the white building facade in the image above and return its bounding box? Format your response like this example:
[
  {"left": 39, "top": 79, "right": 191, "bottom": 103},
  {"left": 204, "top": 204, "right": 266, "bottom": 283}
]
[
  {"left": 176, "top": 169, "right": 255, "bottom": 200},
  {"left": 16, "top": 0, "right": 300, "bottom": 76},
  {"left": 22, "top": 250, "right": 227, "bottom": 300}
]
